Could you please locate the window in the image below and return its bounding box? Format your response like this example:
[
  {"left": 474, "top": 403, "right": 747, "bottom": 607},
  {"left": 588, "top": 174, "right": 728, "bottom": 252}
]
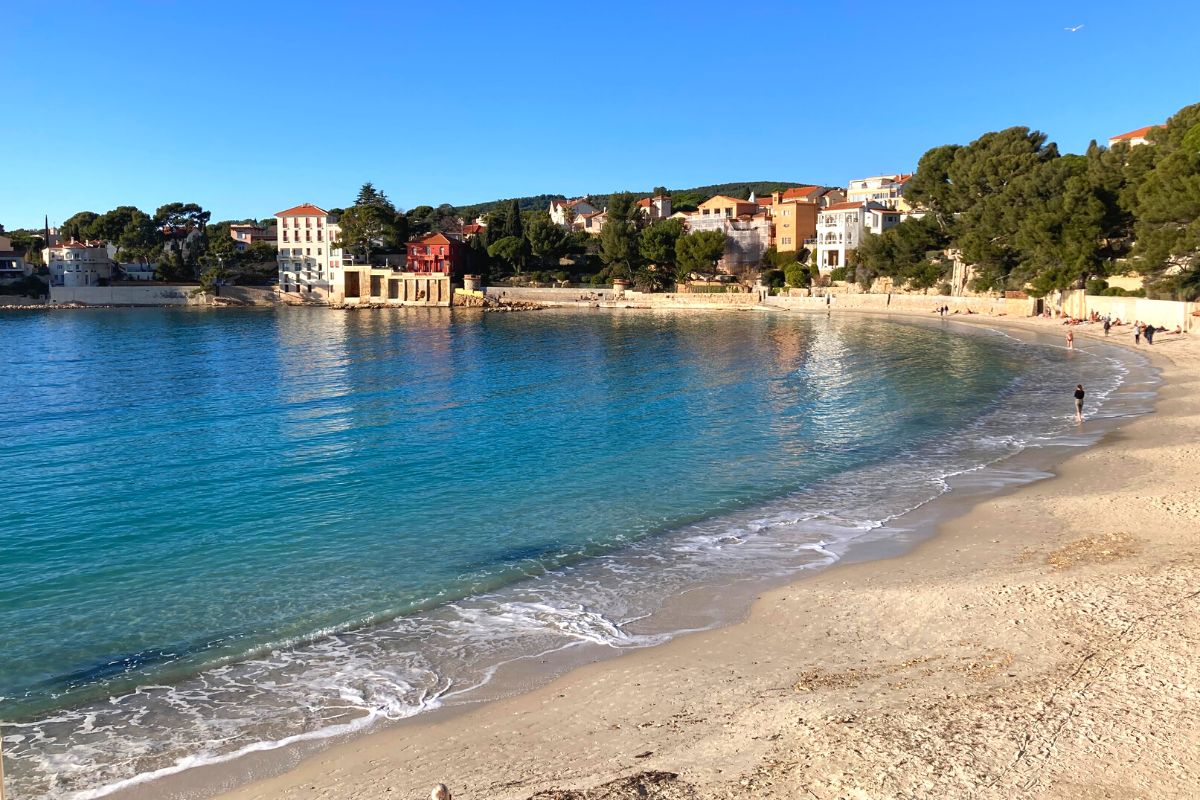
[
  {"left": 370, "top": 274, "right": 383, "bottom": 297},
  {"left": 782, "top": 237, "right": 791, "bottom": 245},
  {"left": 439, "top": 246, "right": 445, "bottom": 255},
  {"left": 317, "top": 248, "right": 322, "bottom": 255},
  {"left": 283, "top": 232, "right": 289, "bottom": 242},
  {"left": 306, "top": 248, "right": 311, "bottom": 255}
]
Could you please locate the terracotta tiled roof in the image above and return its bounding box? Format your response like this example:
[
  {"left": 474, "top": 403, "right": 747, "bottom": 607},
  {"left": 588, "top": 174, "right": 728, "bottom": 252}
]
[
  {"left": 636, "top": 198, "right": 652, "bottom": 207},
  {"left": 824, "top": 201, "right": 872, "bottom": 211},
  {"left": 781, "top": 186, "right": 822, "bottom": 200},
  {"left": 1110, "top": 125, "right": 1162, "bottom": 141},
  {"left": 275, "top": 203, "right": 328, "bottom": 217},
  {"left": 703, "top": 195, "right": 755, "bottom": 206},
  {"left": 410, "top": 232, "right": 454, "bottom": 245},
  {"left": 462, "top": 223, "right": 485, "bottom": 235},
  {"left": 756, "top": 197, "right": 773, "bottom": 206}
]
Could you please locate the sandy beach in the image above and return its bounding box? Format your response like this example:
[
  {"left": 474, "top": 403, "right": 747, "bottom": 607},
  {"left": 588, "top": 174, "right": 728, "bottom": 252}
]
[{"left": 175, "top": 311, "right": 1200, "bottom": 800}]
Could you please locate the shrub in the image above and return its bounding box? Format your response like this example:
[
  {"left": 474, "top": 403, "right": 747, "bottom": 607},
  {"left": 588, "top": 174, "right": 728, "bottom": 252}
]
[
  {"left": 828, "top": 266, "right": 849, "bottom": 282},
  {"left": 938, "top": 282, "right": 952, "bottom": 296},
  {"left": 1086, "top": 278, "right": 1109, "bottom": 295},
  {"left": 784, "top": 262, "right": 810, "bottom": 288}
]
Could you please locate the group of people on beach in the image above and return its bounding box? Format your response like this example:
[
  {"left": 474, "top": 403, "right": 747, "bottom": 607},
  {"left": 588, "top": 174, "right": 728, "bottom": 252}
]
[
  {"left": 1062, "top": 313, "right": 1182, "bottom": 346},
  {"left": 932, "top": 305, "right": 975, "bottom": 316}
]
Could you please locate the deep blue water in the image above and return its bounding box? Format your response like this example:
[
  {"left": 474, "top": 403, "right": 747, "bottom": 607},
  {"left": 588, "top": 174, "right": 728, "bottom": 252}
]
[{"left": 0, "top": 307, "right": 1142, "bottom": 799}]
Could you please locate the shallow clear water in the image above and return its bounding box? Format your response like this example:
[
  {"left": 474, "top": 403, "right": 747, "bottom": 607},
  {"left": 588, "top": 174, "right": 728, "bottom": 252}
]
[{"left": 0, "top": 308, "right": 1149, "bottom": 799}]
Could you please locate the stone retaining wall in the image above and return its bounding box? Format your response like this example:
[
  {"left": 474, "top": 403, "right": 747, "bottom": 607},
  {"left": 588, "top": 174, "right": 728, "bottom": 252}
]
[{"left": 50, "top": 285, "right": 206, "bottom": 306}]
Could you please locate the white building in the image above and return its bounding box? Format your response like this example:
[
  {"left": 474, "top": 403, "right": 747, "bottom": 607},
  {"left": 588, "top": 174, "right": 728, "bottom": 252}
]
[
  {"left": 816, "top": 201, "right": 901, "bottom": 274},
  {"left": 845, "top": 174, "right": 912, "bottom": 210},
  {"left": 275, "top": 203, "right": 345, "bottom": 299},
  {"left": 43, "top": 240, "right": 114, "bottom": 287},
  {"left": 549, "top": 197, "right": 599, "bottom": 228}
]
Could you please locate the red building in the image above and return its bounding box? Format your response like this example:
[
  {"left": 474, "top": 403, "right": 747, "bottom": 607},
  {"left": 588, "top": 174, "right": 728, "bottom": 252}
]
[{"left": 405, "top": 232, "right": 464, "bottom": 275}]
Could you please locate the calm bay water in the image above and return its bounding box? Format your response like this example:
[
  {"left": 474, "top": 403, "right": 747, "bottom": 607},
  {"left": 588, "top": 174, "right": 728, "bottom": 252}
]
[{"left": 0, "top": 308, "right": 1149, "bottom": 799}]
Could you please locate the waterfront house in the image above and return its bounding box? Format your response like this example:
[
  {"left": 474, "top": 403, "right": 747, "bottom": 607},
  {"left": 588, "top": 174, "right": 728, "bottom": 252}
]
[
  {"left": 337, "top": 232, "right": 462, "bottom": 307},
  {"left": 0, "top": 236, "right": 29, "bottom": 283},
  {"left": 1107, "top": 125, "right": 1164, "bottom": 148},
  {"left": 42, "top": 240, "right": 113, "bottom": 287},
  {"left": 816, "top": 201, "right": 901, "bottom": 274}
]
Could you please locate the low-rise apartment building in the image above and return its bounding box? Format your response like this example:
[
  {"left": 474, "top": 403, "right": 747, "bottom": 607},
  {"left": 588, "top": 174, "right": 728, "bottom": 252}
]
[
  {"left": 846, "top": 174, "right": 912, "bottom": 211},
  {"left": 275, "top": 203, "right": 343, "bottom": 299},
  {"left": 815, "top": 201, "right": 901, "bottom": 274},
  {"left": 767, "top": 188, "right": 833, "bottom": 253},
  {"left": 687, "top": 209, "right": 771, "bottom": 270}
]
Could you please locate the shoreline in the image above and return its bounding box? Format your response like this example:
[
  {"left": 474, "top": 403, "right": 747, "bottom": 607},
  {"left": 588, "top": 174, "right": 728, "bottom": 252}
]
[{"left": 94, "top": 308, "right": 1199, "bottom": 800}]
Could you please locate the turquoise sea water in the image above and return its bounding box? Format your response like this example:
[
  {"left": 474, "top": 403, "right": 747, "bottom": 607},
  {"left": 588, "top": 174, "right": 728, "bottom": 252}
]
[{"left": 0, "top": 308, "right": 1149, "bottom": 799}]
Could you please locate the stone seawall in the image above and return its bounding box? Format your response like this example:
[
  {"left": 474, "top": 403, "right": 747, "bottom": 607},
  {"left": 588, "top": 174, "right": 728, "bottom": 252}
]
[
  {"left": 51, "top": 285, "right": 205, "bottom": 306},
  {"left": 484, "top": 286, "right": 763, "bottom": 310},
  {"left": 766, "top": 293, "right": 1033, "bottom": 316}
]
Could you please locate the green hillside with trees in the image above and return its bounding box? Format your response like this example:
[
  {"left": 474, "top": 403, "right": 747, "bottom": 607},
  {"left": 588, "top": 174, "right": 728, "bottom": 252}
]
[{"left": 454, "top": 181, "right": 816, "bottom": 219}]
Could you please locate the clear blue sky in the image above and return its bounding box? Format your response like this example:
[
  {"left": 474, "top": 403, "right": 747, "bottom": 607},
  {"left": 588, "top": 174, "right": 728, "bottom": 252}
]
[{"left": 3, "top": 1, "right": 1196, "bottom": 229}]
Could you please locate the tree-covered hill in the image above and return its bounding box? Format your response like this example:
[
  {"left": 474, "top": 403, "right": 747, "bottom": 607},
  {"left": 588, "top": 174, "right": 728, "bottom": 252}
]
[{"left": 454, "top": 181, "right": 819, "bottom": 218}]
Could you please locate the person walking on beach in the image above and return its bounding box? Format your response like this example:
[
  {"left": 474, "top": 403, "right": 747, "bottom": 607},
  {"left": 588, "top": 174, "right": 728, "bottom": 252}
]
[
  {"left": 1103, "top": 317, "right": 1111, "bottom": 337},
  {"left": 1145, "top": 324, "right": 1156, "bottom": 345},
  {"left": 1074, "top": 384, "right": 1086, "bottom": 423},
  {"left": 1134, "top": 322, "right": 1142, "bottom": 345}
]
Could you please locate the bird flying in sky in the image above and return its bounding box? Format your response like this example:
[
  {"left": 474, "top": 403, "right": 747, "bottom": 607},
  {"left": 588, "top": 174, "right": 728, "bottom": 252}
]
[{"left": 1065, "top": 24, "right": 1084, "bottom": 32}]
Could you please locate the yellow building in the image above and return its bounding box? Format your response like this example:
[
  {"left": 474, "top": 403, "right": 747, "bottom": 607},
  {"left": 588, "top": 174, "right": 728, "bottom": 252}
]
[
  {"left": 768, "top": 192, "right": 820, "bottom": 253},
  {"left": 696, "top": 195, "right": 759, "bottom": 220}
]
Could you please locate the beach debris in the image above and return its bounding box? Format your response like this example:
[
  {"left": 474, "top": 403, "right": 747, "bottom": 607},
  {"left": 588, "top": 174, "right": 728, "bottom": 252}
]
[{"left": 431, "top": 783, "right": 452, "bottom": 800}]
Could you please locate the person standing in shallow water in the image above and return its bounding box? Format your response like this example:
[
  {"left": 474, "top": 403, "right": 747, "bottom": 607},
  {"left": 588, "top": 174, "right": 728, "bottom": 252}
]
[
  {"left": 1066, "top": 329, "right": 1074, "bottom": 350},
  {"left": 1074, "top": 384, "right": 1086, "bottom": 423}
]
